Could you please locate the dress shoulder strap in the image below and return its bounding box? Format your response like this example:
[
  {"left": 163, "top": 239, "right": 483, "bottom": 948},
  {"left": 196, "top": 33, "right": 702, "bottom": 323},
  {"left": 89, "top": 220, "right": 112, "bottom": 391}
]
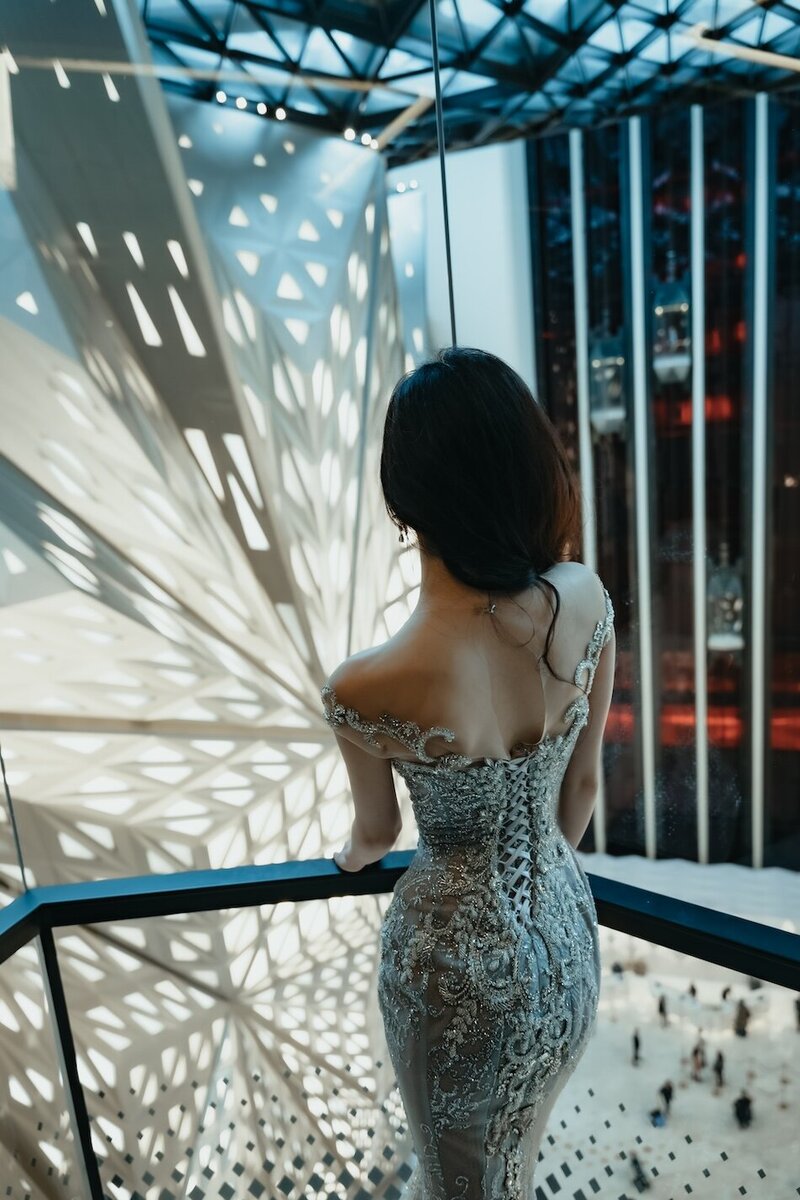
[
  {"left": 573, "top": 585, "right": 614, "bottom": 698},
  {"left": 319, "top": 681, "right": 470, "bottom": 765}
]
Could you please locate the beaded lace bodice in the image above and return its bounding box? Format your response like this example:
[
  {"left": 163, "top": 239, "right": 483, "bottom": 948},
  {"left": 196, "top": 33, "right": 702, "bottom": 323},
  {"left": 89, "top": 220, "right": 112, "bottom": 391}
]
[{"left": 320, "top": 586, "right": 614, "bottom": 1199}]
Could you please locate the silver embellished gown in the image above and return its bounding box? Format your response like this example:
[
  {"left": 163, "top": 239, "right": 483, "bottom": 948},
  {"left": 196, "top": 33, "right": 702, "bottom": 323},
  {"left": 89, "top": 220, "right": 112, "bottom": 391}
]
[{"left": 321, "top": 587, "right": 614, "bottom": 1199}]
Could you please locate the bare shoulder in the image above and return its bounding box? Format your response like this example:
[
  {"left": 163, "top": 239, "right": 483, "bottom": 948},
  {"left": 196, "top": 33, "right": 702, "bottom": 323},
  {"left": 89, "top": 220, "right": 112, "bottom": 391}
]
[
  {"left": 543, "top": 560, "right": 607, "bottom": 616},
  {"left": 322, "top": 643, "right": 409, "bottom": 715}
]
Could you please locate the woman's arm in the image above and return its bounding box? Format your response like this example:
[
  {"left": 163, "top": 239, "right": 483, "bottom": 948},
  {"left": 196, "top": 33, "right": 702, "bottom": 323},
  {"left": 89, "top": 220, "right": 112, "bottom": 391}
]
[{"left": 557, "top": 625, "right": 616, "bottom": 848}]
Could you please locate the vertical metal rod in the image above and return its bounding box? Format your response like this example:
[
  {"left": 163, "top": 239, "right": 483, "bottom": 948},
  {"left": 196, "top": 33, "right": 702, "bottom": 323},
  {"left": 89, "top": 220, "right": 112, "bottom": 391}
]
[
  {"left": 37, "top": 927, "right": 105, "bottom": 1200},
  {"left": 517, "top": 141, "right": 539, "bottom": 400},
  {"left": 691, "top": 105, "right": 710, "bottom": 864},
  {"left": 751, "top": 94, "right": 769, "bottom": 869},
  {"left": 627, "top": 116, "right": 658, "bottom": 859},
  {"left": 525, "top": 142, "right": 544, "bottom": 405},
  {"left": 0, "top": 741, "right": 28, "bottom": 889},
  {"left": 347, "top": 186, "right": 385, "bottom": 659},
  {"left": 569, "top": 129, "right": 598, "bottom": 571},
  {"left": 428, "top": 0, "right": 458, "bottom": 346},
  {"left": 569, "top": 128, "right": 605, "bottom": 852}
]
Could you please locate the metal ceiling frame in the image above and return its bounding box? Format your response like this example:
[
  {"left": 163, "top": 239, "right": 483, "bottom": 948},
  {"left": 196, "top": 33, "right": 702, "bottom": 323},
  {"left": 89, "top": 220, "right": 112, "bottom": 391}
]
[{"left": 139, "top": 0, "right": 800, "bottom": 163}]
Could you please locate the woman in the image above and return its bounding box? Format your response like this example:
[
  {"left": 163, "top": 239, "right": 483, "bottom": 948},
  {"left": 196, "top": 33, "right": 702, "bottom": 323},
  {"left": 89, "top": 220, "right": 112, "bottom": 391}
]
[{"left": 320, "top": 347, "right": 616, "bottom": 1198}]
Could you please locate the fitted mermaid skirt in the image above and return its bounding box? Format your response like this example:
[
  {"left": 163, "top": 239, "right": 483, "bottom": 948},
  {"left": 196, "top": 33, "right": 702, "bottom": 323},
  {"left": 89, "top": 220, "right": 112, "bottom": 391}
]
[{"left": 377, "top": 831, "right": 600, "bottom": 1200}]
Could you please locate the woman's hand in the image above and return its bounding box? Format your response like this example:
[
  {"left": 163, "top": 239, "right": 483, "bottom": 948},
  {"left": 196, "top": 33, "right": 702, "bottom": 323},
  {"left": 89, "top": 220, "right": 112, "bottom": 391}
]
[
  {"left": 333, "top": 847, "right": 363, "bottom": 873},
  {"left": 332, "top": 839, "right": 381, "bottom": 873},
  {"left": 331, "top": 837, "right": 371, "bottom": 872}
]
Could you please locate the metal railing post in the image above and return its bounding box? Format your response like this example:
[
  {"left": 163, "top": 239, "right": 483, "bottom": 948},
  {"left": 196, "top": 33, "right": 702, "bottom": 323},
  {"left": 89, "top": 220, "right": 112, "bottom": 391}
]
[{"left": 37, "top": 926, "right": 105, "bottom": 1200}]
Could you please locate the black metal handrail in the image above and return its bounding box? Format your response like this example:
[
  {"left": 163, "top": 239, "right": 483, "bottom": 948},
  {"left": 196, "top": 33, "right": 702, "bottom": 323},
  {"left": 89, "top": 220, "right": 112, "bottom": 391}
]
[
  {"left": 2, "top": 852, "right": 798, "bottom": 983},
  {"left": 0, "top": 854, "right": 798, "bottom": 1200}
]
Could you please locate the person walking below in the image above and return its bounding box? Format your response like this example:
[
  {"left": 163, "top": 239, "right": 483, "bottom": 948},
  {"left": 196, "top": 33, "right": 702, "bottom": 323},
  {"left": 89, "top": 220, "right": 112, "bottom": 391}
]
[
  {"left": 630, "top": 1152, "right": 651, "bottom": 1190},
  {"left": 632, "top": 1028, "right": 641, "bottom": 1065},
  {"left": 658, "top": 993, "right": 668, "bottom": 1027},
  {"left": 734, "top": 1090, "right": 753, "bottom": 1128},
  {"left": 691, "top": 1038, "right": 705, "bottom": 1081},
  {"left": 659, "top": 1079, "right": 674, "bottom": 1113},
  {"left": 734, "top": 999, "right": 751, "bottom": 1037},
  {"left": 713, "top": 1050, "right": 725, "bottom": 1088}
]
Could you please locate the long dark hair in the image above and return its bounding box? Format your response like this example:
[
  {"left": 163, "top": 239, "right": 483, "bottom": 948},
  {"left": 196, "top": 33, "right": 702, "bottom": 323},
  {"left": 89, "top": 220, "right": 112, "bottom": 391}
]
[{"left": 380, "top": 346, "right": 583, "bottom": 684}]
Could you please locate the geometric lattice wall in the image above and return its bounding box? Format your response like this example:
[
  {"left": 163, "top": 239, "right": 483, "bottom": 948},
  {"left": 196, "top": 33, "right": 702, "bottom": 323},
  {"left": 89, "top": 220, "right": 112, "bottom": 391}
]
[{"left": 0, "top": 0, "right": 425, "bottom": 1193}]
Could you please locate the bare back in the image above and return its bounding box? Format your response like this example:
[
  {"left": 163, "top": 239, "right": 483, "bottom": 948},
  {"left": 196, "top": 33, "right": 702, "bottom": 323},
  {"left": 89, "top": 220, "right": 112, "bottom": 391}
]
[{"left": 347, "top": 560, "right": 611, "bottom": 764}]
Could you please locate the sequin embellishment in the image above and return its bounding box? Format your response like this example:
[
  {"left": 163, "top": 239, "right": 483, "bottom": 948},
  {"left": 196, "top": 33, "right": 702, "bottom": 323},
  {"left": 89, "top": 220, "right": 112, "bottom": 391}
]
[{"left": 320, "top": 586, "right": 614, "bottom": 1198}]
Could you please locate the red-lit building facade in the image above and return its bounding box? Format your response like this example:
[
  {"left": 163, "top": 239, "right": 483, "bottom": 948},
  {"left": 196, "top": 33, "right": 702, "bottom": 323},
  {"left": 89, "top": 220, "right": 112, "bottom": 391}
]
[{"left": 529, "top": 95, "right": 800, "bottom": 869}]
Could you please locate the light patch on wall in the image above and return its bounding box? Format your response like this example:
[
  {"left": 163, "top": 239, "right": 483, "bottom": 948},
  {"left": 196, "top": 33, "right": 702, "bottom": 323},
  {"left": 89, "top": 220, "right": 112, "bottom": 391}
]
[
  {"left": 0, "top": 50, "right": 17, "bottom": 190},
  {"left": 236, "top": 249, "right": 260, "bottom": 276},
  {"left": 15, "top": 291, "right": 38, "bottom": 315},
  {"left": 58, "top": 831, "right": 95, "bottom": 860},
  {"left": 355, "top": 335, "right": 367, "bottom": 385},
  {"left": 338, "top": 390, "right": 359, "bottom": 448},
  {"left": 47, "top": 462, "right": 88, "bottom": 499},
  {"left": 1, "top": 549, "right": 26, "bottom": 575},
  {"left": 123, "top": 231, "right": 144, "bottom": 268},
  {"left": 312, "top": 359, "right": 334, "bottom": 415},
  {"left": 272, "top": 364, "right": 296, "bottom": 414},
  {"left": 242, "top": 383, "right": 266, "bottom": 437},
  {"left": 53, "top": 60, "right": 70, "bottom": 89},
  {"left": 326, "top": 208, "right": 344, "bottom": 228},
  {"left": 53, "top": 734, "right": 108, "bottom": 755},
  {"left": 223, "top": 432, "right": 263, "bottom": 508},
  {"left": 102, "top": 73, "right": 120, "bottom": 102},
  {"left": 39, "top": 507, "right": 94, "bottom": 556},
  {"left": 222, "top": 295, "right": 244, "bottom": 346},
  {"left": 332, "top": 306, "right": 351, "bottom": 357},
  {"left": 125, "top": 282, "right": 162, "bottom": 346},
  {"left": 229, "top": 205, "right": 249, "bottom": 227},
  {"left": 168, "top": 285, "right": 206, "bottom": 356},
  {"left": 74, "top": 821, "right": 116, "bottom": 851},
  {"left": 76, "top": 222, "right": 99, "bottom": 257},
  {"left": 9, "top": 1076, "right": 32, "bottom": 1107},
  {"left": 168, "top": 238, "right": 189, "bottom": 278},
  {"left": 259, "top": 192, "right": 278, "bottom": 214},
  {"left": 184, "top": 428, "right": 225, "bottom": 502},
  {"left": 234, "top": 290, "right": 257, "bottom": 341},
  {"left": 187, "top": 178, "right": 204, "bottom": 196},
  {"left": 227, "top": 474, "right": 269, "bottom": 550},
  {"left": 0, "top": 1000, "right": 20, "bottom": 1033},
  {"left": 298, "top": 219, "right": 320, "bottom": 242},
  {"left": 43, "top": 544, "right": 98, "bottom": 595},
  {"left": 277, "top": 272, "right": 303, "bottom": 301},
  {"left": 305, "top": 261, "right": 327, "bottom": 287},
  {"left": 284, "top": 318, "right": 309, "bottom": 345}
]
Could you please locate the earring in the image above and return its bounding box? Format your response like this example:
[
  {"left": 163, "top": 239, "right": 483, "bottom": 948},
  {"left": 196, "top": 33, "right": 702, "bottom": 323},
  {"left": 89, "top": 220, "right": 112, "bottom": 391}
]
[{"left": 398, "top": 524, "right": 407, "bottom": 543}]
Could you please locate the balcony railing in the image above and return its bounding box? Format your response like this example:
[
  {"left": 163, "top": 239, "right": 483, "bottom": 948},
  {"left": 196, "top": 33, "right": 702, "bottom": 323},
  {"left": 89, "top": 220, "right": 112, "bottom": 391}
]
[{"left": 1, "top": 856, "right": 798, "bottom": 1200}]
